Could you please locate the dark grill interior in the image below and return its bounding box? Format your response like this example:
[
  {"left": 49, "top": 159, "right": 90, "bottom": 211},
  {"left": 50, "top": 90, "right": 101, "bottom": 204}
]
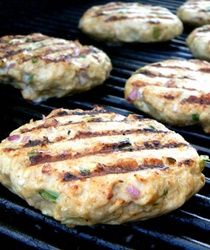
[{"left": 0, "top": 0, "right": 209, "bottom": 249}]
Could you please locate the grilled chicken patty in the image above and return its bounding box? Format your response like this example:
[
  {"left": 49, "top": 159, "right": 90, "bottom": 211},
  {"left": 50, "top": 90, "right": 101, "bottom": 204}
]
[
  {"left": 79, "top": 2, "right": 183, "bottom": 42},
  {"left": 0, "top": 33, "right": 112, "bottom": 102},
  {"left": 0, "top": 107, "right": 205, "bottom": 226},
  {"left": 187, "top": 25, "right": 210, "bottom": 60},
  {"left": 177, "top": 0, "right": 210, "bottom": 26},
  {"left": 125, "top": 59, "right": 210, "bottom": 133}
]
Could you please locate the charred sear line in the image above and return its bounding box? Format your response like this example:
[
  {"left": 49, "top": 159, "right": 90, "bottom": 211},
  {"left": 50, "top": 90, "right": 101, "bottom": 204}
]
[
  {"left": 50, "top": 108, "right": 108, "bottom": 118},
  {"left": 0, "top": 41, "right": 65, "bottom": 60},
  {"left": 62, "top": 162, "right": 168, "bottom": 182},
  {"left": 199, "top": 67, "right": 210, "bottom": 73},
  {"left": 139, "top": 69, "right": 195, "bottom": 80},
  {"left": 72, "top": 128, "right": 168, "bottom": 140},
  {"left": 151, "top": 64, "right": 194, "bottom": 71},
  {"left": 130, "top": 79, "right": 197, "bottom": 92},
  {"left": 42, "top": 48, "right": 93, "bottom": 63},
  {"left": 4, "top": 128, "right": 169, "bottom": 152},
  {"left": 0, "top": 49, "right": 26, "bottom": 60},
  {"left": 181, "top": 94, "right": 210, "bottom": 105},
  {"left": 150, "top": 63, "right": 210, "bottom": 74},
  {"left": 63, "top": 172, "right": 78, "bottom": 181},
  {"left": 23, "top": 137, "right": 50, "bottom": 148},
  {"left": 19, "top": 117, "right": 110, "bottom": 134},
  {"left": 20, "top": 46, "right": 76, "bottom": 63},
  {"left": 20, "top": 47, "right": 93, "bottom": 64},
  {"left": 53, "top": 111, "right": 69, "bottom": 117},
  {"left": 0, "top": 36, "right": 48, "bottom": 49},
  {"left": 197, "top": 27, "right": 210, "bottom": 33},
  {"left": 163, "top": 94, "right": 175, "bottom": 100},
  {"left": 144, "top": 140, "right": 160, "bottom": 148},
  {"left": 112, "top": 140, "right": 132, "bottom": 151},
  {"left": 178, "top": 159, "right": 194, "bottom": 167},
  {"left": 20, "top": 118, "right": 59, "bottom": 133},
  {"left": 105, "top": 15, "right": 173, "bottom": 22},
  {"left": 28, "top": 142, "right": 187, "bottom": 166}
]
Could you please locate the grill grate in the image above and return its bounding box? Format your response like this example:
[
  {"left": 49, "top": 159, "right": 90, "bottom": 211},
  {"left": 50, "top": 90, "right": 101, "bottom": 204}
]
[{"left": 0, "top": 0, "right": 210, "bottom": 249}]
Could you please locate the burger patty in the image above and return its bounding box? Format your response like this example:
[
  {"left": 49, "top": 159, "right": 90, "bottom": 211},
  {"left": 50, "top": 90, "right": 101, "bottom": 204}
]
[
  {"left": 0, "top": 33, "right": 112, "bottom": 102},
  {"left": 79, "top": 2, "right": 183, "bottom": 43},
  {"left": 125, "top": 59, "right": 210, "bottom": 133},
  {"left": 187, "top": 25, "right": 210, "bottom": 60},
  {"left": 0, "top": 107, "right": 205, "bottom": 226},
  {"left": 177, "top": 0, "right": 210, "bottom": 26}
]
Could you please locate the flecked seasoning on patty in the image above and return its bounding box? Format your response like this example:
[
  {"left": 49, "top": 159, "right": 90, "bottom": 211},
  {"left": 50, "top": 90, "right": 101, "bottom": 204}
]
[
  {"left": 187, "top": 25, "right": 210, "bottom": 60},
  {"left": 0, "top": 107, "right": 205, "bottom": 226},
  {"left": 177, "top": 0, "right": 210, "bottom": 26},
  {"left": 125, "top": 59, "right": 210, "bottom": 133},
  {"left": 0, "top": 33, "right": 112, "bottom": 102},
  {"left": 79, "top": 2, "right": 183, "bottom": 42}
]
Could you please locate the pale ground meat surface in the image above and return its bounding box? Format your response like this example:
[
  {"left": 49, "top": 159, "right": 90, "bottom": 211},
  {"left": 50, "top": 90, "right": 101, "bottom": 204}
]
[
  {"left": 125, "top": 59, "right": 210, "bottom": 133},
  {"left": 187, "top": 25, "right": 210, "bottom": 61},
  {"left": 177, "top": 0, "right": 210, "bottom": 26},
  {"left": 79, "top": 2, "right": 183, "bottom": 42},
  {"left": 0, "top": 33, "right": 112, "bottom": 102},
  {"left": 0, "top": 107, "right": 205, "bottom": 226}
]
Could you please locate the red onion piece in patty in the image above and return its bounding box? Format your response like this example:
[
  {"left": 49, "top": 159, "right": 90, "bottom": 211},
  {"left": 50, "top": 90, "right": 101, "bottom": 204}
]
[
  {"left": 127, "top": 88, "right": 140, "bottom": 102},
  {"left": 126, "top": 185, "right": 140, "bottom": 200},
  {"left": 7, "top": 134, "right": 20, "bottom": 141}
]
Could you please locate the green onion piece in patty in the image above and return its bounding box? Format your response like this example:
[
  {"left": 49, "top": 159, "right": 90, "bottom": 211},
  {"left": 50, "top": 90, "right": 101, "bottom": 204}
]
[
  {"left": 32, "top": 57, "right": 38, "bottom": 63},
  {"left": 200, "top": 155, "right": 210, "bottom": 163},
  {"left": 39, "top": 189, "right": 59, "bottom": 203},
  {"left": 153, "top": 27, "right": 161, "bottom": 40},
  {"left": 80, "top": 168, "right": 91, "bottom": 176},
  {"left": 148, "top": 125, "right": 156, "bottom": 130},
  {"left": 199, "top": 155, "right": 209, "bottom": 171},
  {"left": 191, "top": 113, "right": 199, "bottom": 121},
  {"left": 28, "top": 150, "right": 38, "bottom": 158}
]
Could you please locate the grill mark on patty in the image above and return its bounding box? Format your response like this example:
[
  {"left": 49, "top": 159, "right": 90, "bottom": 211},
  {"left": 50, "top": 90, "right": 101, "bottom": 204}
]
[
  {"left": 19, "top": 119, "right": 119, "bottom": 133},
  {"left": 181, "top": 94, "right": 210, "bottom": 105},
  {"left": 139, "top": 69, "right": 196, "bottom": 80},
  {"left": 0, "top": 42, "right": 91, "bottom": 63},
  {"left": 94, "top": 4, "right": 168, "bottom": 14},
  {"left": 20, "top": 120, "right": 166, "bottom": 135},
  {"left": 28, "top": 142, "right": 187, "bottom": 166},
  {"left": 0, "top": 35, "right": 48, "bottom": 46},
  {"left": 150, "top": 63, "right": 210, "bottom": 73},
  {"left": 19, "top": 112, "right": 119, "bottom": 134},
  {"left": 62, "top": 162, "right": 168, "bottom": 181},
  {"left": 0, "top": 40, "right": 67, "bottom": 52},
  {"left": 42, "top": 48, "right": 93, "bottom": 63},
  {"left": 0, "top": 36, "right": 50, "bottom": 53},
  {"left": 162, "top": 94, "right": 176, "bottom": 100},
  {"left": 0, "top": 42, "right": 67, "bottom": 60},
  {"left": 20, "top": 47, "right": 91, "bottom": 64},
  {"left": 4, "top": 128, "right": 169, "bottom": 152},
  {"left": 71, "top": 128, "right": 168, "bottom": 140},
  {"left": 0, "top": 44, "right": 58, "bottom": 60},
  {"left": 197, "top": 27, "right": 210, "bottom": 33},
  {"left": 49, "top": 108, "right": 109, "bottom": 118},
  {"left": 0, "top": 49, "right": 26, "bottom": 59},
  {"left": 105, "top": 15, "right": 173, "bottom": 22},
  {"left": 24, "top": 136, "right": 50, "bottom": 148},
  {"left": 178, "top": 159, "right": 195, "bottom": 167},
  {"left": 0, "top": 34, "right": 93, "bottom": 64},
  {"left": 131, "top": 79, "right": 198, "bottom": 92}
]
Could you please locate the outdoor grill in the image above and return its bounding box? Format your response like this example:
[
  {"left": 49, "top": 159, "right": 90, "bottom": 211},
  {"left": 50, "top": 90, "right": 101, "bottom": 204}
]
[{"left": 0, "top": 0, "right": 209, "bottom": 249}]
